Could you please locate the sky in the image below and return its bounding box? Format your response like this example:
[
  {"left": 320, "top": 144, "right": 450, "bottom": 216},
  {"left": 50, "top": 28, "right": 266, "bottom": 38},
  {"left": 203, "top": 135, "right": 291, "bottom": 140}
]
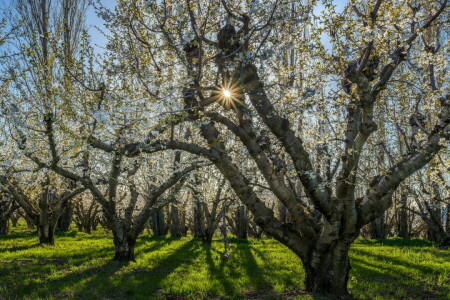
[
  {"left": 0, "top": 0, "right": 347, "bottom": 53},
  {"left": 0, "top": 0, "right": 114, "bottom": 53}
]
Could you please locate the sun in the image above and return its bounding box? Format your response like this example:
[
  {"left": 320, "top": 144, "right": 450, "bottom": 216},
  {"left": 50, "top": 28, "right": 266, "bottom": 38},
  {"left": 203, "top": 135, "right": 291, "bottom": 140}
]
[
  {"left": 210, "top": 81, "right": 246, "bottom": 110},
  {"left": 222, "top": 89, "right": 232, "bottom": 99}
]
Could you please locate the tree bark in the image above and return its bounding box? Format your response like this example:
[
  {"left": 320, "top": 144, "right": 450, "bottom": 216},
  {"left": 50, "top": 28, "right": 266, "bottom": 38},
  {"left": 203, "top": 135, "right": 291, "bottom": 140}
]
[
  {"left": 113, "top": 232, "right": 136, "bottom": 262},
  {"left": 37, "top": 222, "right": 56, "bottom": 245},
  {"left": 303, "top": 241, "right": 352, "bottom": 297},
  {"left": 398, "top": 194, "right": 409, "bottom": 238},
  {"left": 151, "top": 209, "right": 166, "bottom": 237},
  {"left": 236, "top": 205, "right": 248, "bottom": 239},
  {"left": 56, "top": 202, "right": 73, "bottom": 232},
  {"left": 0, "top": 217, "right": 9, "bottom": 234},
  {"left": 193, "top": 199, "right": 205, "bottom": 239},
  {"left": 369, "top": 214, "right": 386, "bottom": 239},
  {"left": 169, "top": 204, "right": 181, "bottom": 238}
]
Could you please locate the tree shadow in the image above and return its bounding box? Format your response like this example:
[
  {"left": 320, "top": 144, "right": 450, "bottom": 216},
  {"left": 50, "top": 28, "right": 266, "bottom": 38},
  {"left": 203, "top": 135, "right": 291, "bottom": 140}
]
[
  {"left": 352, "top": 248, "right": 436, "bottom": 274},
  {"left": 204, "top": 243, "right": 240, "bottom": 296},
  {"left": 0, "top": 243, "right": 41, "bottom": 253},
  {"left": 234, "top": 242, "right": 275, "bottom": 292},
  {"left": 355, "top": 237, "right": 434, "bottom": 247}
]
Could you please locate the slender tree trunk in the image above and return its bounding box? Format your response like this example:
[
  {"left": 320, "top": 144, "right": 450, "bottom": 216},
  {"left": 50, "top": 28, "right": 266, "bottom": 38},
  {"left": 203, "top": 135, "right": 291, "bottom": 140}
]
[
  {"left": 193, "top": 199, "right": 204, "bottom": 239},
  {"left": 170, "top": 204, "right": 181, "bottom": 238},
  {"left": 398, "top": 194, "right": 409, "bottom": 238},
  {"left": 446, "top": 204, "right": 450, "bottom": 234},
  {"left": 236, "top": 205, "right": 248, "bottom": 239}
]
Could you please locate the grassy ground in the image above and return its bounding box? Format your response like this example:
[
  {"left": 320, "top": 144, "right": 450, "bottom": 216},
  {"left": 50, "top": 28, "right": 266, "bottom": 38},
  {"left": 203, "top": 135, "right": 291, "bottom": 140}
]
[{"left": 0, "top": 224, "right": 449, "bottom": 299}]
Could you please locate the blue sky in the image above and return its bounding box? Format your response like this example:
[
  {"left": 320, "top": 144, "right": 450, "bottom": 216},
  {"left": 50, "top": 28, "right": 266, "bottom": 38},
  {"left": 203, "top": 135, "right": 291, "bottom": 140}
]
[{"left": 0, "top": 0, "right": 346, "bottom": 53}]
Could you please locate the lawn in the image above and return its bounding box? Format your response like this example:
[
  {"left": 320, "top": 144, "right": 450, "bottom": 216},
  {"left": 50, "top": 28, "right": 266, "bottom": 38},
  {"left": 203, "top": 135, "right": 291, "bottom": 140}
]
[{"left": 0, "top": 225, "right": 449, "bottom": 299}]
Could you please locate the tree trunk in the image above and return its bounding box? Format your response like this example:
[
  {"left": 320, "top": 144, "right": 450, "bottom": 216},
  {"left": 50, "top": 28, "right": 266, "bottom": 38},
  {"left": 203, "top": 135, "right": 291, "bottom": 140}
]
[
  {"left": 193, "top": 199, "right": 205, "bottom": 239},
  {"left": 398, "top": 194, "right": 409, "bottom": 238},
  {"left": 170, "top": 204, "right": 181, "bottom": 238},
  {"left": 113, "top": 233, "right": 136, "bottom": 262},
  {"left": 56, "top": 202, "right": 73, "bottom": 232},
  {"left": 151, "top": 209, "right": 166, "bottom": 237},
  {"left": 25, "top": 216, "right": 35, "bottom": 230},
  {"left": 37, "top": 223, "right": 55, "bottom": 245},
  {"left": 303, "top": 242, "right": 352, "bottom": 297},
  {"left": 180, "top": 209, "right": 187, "bottom": 236},
  {"left": 11, "top": 215, "right": 19, "bottom": 227},
  {"left": 236, "top": 205, "right": 248, "bottom": 239},
  {"left": 369, "top": 214, "right": 386, "bottom": 239},
  {"left": 0, "top": 217, "right": 9, "bottom": 234},
  {"left": 203, "top": 228, "right": 213, "bottom": 244}
]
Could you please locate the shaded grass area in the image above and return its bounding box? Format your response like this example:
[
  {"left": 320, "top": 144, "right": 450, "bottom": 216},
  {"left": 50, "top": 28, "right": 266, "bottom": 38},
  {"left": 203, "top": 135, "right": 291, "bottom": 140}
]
[{"left": 0, "top": 225, "right": 449, "bottom": 299}]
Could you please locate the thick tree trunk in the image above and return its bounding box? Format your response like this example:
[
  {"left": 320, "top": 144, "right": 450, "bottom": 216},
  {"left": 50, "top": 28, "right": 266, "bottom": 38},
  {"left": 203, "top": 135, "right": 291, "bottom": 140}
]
[
  {"left": 303, "top": 242, "right": 352, "bottom": 297},
  {"left": 37, "top": 223, "right": 56, "bottom": 245},
  {"left": 0, "top": 217, "right": 9, "bottom": 234},
  {"left": 113, "top": 234, "right": 136, "bottom": 262},
  {"left": 170, "top": 204, "right": 181, "bottom": 238}
]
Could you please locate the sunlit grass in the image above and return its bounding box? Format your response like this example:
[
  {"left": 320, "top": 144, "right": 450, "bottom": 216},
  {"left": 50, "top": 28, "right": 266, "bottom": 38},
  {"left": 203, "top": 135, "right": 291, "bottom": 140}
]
[{"left": 0, "top": 223, "right": 449, "bottom": 299}]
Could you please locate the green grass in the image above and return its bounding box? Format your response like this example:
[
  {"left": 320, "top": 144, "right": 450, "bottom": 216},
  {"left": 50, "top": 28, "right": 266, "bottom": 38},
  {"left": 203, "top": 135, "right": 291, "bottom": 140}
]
[{"left": 0, "top": 224, "right": 449, "bottom": 299}]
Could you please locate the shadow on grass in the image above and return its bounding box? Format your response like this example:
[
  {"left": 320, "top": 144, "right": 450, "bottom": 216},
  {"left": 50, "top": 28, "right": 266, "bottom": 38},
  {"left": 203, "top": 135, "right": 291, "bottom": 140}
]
[
  {"left": 235, "top": 242, "right": 274, "bottom": 293},
  {"left": 355, "top": 237, "right": 434, "bottom": 247},
  {"left": 350, "top": 249, "right": 449, "bottom": 299},
  {"left": 352, "top": 248, "right": 436, "bottom": 273},
  {"left": 204, "top": 243, "right": 239, "bottom": 296},
  {"left": 0, "top": 243, "right": 41, "bottom": 253}
]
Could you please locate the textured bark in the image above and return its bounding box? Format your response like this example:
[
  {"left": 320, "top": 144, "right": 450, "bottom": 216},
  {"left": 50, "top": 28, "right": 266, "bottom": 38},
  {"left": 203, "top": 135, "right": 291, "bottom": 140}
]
[
  {"left": 169, "top": 204, "right": 181, "bottom": 238},
  {"left": 304, "top": 241, "right": 352, "bottom": 297},
  {"left": 193, "top": 199, "right": 205, "bottom": 239},
  {"left": 236, "top": 205, "right": 248, "bottom": 239},
  {"left": 113, "top": 232, "right": 136, "bottom": 262},
  {"left": 37, "top": 222, "right": 56, "bottom": 245}
]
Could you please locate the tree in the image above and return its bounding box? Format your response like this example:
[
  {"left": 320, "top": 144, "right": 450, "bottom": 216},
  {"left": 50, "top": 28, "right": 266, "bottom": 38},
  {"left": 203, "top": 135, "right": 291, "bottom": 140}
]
[
  {"left": 89, "top": 0, "right": 449, "bottom": 295},
  {"left": 0, "top": 173, "right": 84, "bottom": 244}
]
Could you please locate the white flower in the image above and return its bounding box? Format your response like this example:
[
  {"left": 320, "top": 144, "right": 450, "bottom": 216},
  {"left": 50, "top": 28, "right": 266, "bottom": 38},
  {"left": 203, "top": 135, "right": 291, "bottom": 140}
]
[{"left": 93, "top": 110, "right": 109, "bottom": 125}]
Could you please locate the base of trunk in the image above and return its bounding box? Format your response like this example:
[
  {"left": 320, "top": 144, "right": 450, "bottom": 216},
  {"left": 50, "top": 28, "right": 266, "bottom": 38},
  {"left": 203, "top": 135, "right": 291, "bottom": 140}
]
[
  {"left": 113, "top": 238, "right": 136, "bottom": 262},
  {"left": 39, "top": 236, "right": 55, "bottom": 245},
  {"left": 304, "top": 246, "right": 352, "bottom": 299},
  {"left": 113, "top": 249, "right": 135, "bottom": 262},
  {"left": 37, "top": 224, "right": 55, "bottom": 245}
]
